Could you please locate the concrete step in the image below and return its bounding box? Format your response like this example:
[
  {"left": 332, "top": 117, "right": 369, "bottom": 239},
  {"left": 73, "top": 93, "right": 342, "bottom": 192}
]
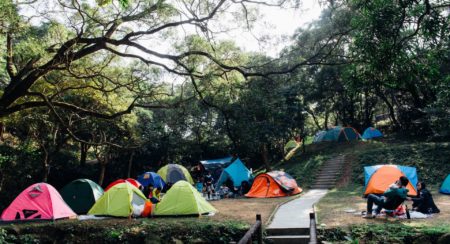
[
  {"left": 265, "top": 235, "right": 310, "bottom": 244},
  {"left": 311, "top": 184, "right": 335, "bottom": 189},
  {"left": 314, "top": 179, "right": 336, "bottom": 184},
  {"left": 266, "top": 227, "right": 309, "bottom": 236},
  {"left": 315, "top": 175, "right": 339, "bottom": 179}
]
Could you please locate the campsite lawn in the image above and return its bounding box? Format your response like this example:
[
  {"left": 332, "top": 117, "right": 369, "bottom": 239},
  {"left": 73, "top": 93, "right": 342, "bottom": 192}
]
[
  {"left": 315, "top": 184, "right": 450, "bottom": 229},
  {"left": 210, "top": 195, "right": 300, "bottom": 224}
]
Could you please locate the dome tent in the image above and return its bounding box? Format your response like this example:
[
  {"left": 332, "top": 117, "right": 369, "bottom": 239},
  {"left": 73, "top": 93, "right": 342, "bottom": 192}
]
[
  {"left": 313, "top": 126, "right": 360, "bottom": 143},
  {"left": 1, "top": 183, "right": 76, "bottom": 221},
  {"left": 157, "top": 164, "right": 194, "bottom": 185},
  {"left": 60, "top": 179, "right": 104, "bottom": 214},
  {"left": 105, "top": 178, "right": 141, "bottom": 191},
  {"left": 88, "top": 182, "right": 147, "bottom": 217},
  {"left": 361, "top": 127, "right": 383, "bottom": 140},
  {"left": 137, "top": 172, "right": 166, "bottom": 189},
  {"left": 214, "top": 158, "right": 252, "bottom": 191},
  {"left": 245, "top": 171, "right": 302, "bottom": 198},
  {"left": 440, "top": 174, "right": 450, "bottom": 194},
  {"left": 364, "top": 165, "right": 418, "bottom": 196},
  {"left": 153, "top": 181, "right": 217, "bottom": 216}
]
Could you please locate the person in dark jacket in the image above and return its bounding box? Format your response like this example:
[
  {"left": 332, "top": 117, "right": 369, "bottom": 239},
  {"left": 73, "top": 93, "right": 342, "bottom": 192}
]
[{"left": 407, "top": 181, "right": 440, "bottom": 214}]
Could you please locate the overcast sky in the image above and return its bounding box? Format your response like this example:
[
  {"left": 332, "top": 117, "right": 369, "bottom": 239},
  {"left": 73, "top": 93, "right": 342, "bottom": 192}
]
[{"left": 230, "top": 0, "right": 323, "bottom": 56}]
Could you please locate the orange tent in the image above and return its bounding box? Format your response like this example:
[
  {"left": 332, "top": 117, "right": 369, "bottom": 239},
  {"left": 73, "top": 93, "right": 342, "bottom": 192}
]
[
  {"left": 364, "top": 165, "right": 417, "bottom": 196},
  {"left": 245, "top": 171, "right": 302, "bottom": 198}
]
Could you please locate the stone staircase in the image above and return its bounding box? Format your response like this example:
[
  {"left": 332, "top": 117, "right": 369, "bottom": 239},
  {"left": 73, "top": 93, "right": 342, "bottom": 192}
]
[{"left": 310, "top": 155, "right": 346, "bottom": 189}]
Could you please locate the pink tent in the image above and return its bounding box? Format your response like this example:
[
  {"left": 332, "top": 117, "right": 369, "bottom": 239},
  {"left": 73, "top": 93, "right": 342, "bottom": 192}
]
[{"left": 1, "top": 183, "right": 76, "bottom": 221}]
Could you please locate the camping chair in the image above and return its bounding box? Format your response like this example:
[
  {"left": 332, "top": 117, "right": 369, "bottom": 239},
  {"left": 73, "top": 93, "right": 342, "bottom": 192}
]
[{"left": 381, "top": 196, "right": 410, "bottom": 219}]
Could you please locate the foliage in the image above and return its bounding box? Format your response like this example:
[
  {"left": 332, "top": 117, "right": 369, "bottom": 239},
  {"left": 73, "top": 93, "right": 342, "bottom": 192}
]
[{"left": 0, "top": 218, "right": 249, "bottom": 244}]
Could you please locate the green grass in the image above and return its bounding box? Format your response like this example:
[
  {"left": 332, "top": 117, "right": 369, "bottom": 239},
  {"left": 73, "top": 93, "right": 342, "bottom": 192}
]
[
  {"left": 0, "top": 218, "right": 249, "bottom": 243},
  {"left": 319, "top": 223, "right": 450, "bottom": 243}
]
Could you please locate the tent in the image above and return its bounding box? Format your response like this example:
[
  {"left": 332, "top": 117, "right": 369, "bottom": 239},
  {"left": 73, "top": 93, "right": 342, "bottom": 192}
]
[
  {"left": 245, "top": 171, "right": 302, "bottom": 198},
  {"left": 105, "top": 178, "right": 142, "bottom": 191},
  {"left": 137, "top": 172, "right": 166, "bottom": 189},
  {"left": 88, "top": 182, "right": 147, "bottom": 217},
  {"left": 215, "top": 158, "right": 252, "bottom": 191},
  {"left": 199, "top": 156, "right": 234, "bottom": 182},
  {"left": 313, "top": 126, "right": 360, "bottom": 143},
  {"left": 440, "top": 174, "right": 450, "bottom": 194},
  {"left": 361, "top": 127, "right": 383, "bottom": 140},
  {"left": 157, "top": 164, "right": 194, "bottom": 185},
  {"left": 284, "top": 140, "right": 300, "bottom": 153},
  {"left": 1, "top": 183, "right": 76, "bottom": 221},
  {"left": 312, "top": 131, "right": 327, "bottom": 143},
  {"left": 60, "top": 179, "right": 104, "bottom": 214},
  {"left": 364, "top": 165, "right": 418, "bottom": 196},
  {"left": 153, "top": 181, "right": 217, "bottom": 216}
]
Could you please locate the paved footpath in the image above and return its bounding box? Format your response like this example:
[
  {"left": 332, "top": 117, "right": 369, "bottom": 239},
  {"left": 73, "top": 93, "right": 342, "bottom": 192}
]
[{"left": 267, "top": 189, "right": 328, "bottom": 229}]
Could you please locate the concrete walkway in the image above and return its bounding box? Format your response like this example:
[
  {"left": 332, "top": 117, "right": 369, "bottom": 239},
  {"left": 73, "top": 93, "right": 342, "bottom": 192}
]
[{"left": 268, "top": 189, "right": 328, "bottom": 229}]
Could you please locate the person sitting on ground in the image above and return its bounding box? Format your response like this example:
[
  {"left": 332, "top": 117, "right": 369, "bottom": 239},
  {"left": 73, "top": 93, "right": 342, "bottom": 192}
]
[
  {"left": 363, "top": 176, "right": 410, "bottom": 218},
  {"left": 407, "top": 181, "right": 440, "bottom": 214}
]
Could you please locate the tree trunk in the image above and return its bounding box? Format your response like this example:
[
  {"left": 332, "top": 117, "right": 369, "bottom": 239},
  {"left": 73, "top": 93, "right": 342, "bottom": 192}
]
[
  {"left": 98, "top": 162, "right": 107, "bottom": 187},
  {"left": 42, "top": 148, "right": 50, "bottom": 182},
  {"left": 375, "top": 88, "right": 401, "bottom": 129},
  {"left": 261, "top": 143, "right": 270, "bottom": 171},
  {"left": 127, "top": 151, "right": 135, "bottom": 178},
  {"left": 80, "top": 143, "right": 88, "bottom": 167}
]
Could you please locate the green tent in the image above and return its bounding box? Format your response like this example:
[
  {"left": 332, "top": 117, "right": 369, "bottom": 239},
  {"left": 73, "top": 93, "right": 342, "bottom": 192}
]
[
  {"left": 88, "top": 182, "right": 147, "bottom": 217},
  {"left": 154, "top": 180, "right": 217, "bottom": 216},
  {"left": 60, "top": 179, "right": 104, "bottom": 214}
]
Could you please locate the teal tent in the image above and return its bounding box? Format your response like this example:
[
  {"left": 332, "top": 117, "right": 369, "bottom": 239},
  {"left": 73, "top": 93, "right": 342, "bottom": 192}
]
[
  {"left": 215, "top": 158, "right": 252, "bottom": 191},
  {"left": 361, "top": 127, "right": 383, "bottom": 140},
  {"left": 313, "top": 126, "right": 360, "bottom": 143},
  {"left": 60, "top": 179, "right": 104, "bottom": 214},
  {"left": 440, "top": 174, "right": 450, "bottom": 194}
]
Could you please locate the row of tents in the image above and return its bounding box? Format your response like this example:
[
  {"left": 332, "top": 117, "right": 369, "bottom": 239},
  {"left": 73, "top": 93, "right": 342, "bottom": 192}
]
[
  {"left": 0, "top": 179, "right": 217, "bottom": 222},
  {"left": 363, "top": 164, "right": 450, "bottom": 196},
  {"left": 0, "top": 159, "right": 304, "bottom": 222},
  {"left": 312, "top": 126, "right": 383, "bottom": 143}
]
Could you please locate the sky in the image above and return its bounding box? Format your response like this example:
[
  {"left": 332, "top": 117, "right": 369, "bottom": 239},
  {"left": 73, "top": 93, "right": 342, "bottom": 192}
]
[{"left": 228, "top": 0, "right": 324, "bottom": 56}]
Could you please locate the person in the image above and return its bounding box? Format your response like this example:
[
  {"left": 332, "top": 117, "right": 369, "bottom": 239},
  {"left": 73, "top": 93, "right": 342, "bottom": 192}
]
[
  {"left": 196, "top": 177, "right": 204, "bottom": 193},
  {"left": 363, "top": 176, "right": 410, "bottom": 218},
  {"left": 407, "top": 181, "right": 440, "bottom": 214},
  {"left": 150, "top": 187, "right": 161, "bottom": 204},
  {"left": 147, "top": 185, "right": 154, "bottom": 199},
  {"left": 204, "top": 171, "right": 214, "bottom": 200}
]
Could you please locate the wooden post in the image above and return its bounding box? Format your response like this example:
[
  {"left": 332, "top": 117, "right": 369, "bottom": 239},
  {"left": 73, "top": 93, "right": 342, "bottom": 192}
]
[
  {"left": 309, "top": 212, "right": 317, "bottom": 244},
  {"left": 256, "top": 214, "right": 262, "bottom": 244}
]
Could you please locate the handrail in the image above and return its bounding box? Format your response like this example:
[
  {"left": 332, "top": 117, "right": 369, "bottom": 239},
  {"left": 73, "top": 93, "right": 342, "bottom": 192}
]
[
  {"left": 309, "top": 212, "right": 318, "bottom": 244},
  {"left": 238, "top": 214, "right": 263, "bottom": 244}
]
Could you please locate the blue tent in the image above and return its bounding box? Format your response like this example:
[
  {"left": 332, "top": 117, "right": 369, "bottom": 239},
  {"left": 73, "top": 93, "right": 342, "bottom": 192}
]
[
  {"left": 215, "top": 158, "right": 252, "bottom": 191},
  {"left": 137, "top": 172, "right": 166, "bottom": 189},
  {"left": 313, "top": 126, "right": 360, "bottom": 143},
  {"left": 200, "top": 156, "right": 234, "bottom": 182},
  {"left": 364, "top": 165, "right": 418, "bottom": 192},
  {"left": 362, "top": 127, "right": 383, "bottom": 140},
  {"left": 440, "top": 174, "right": 450, "bottom": 194}
]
